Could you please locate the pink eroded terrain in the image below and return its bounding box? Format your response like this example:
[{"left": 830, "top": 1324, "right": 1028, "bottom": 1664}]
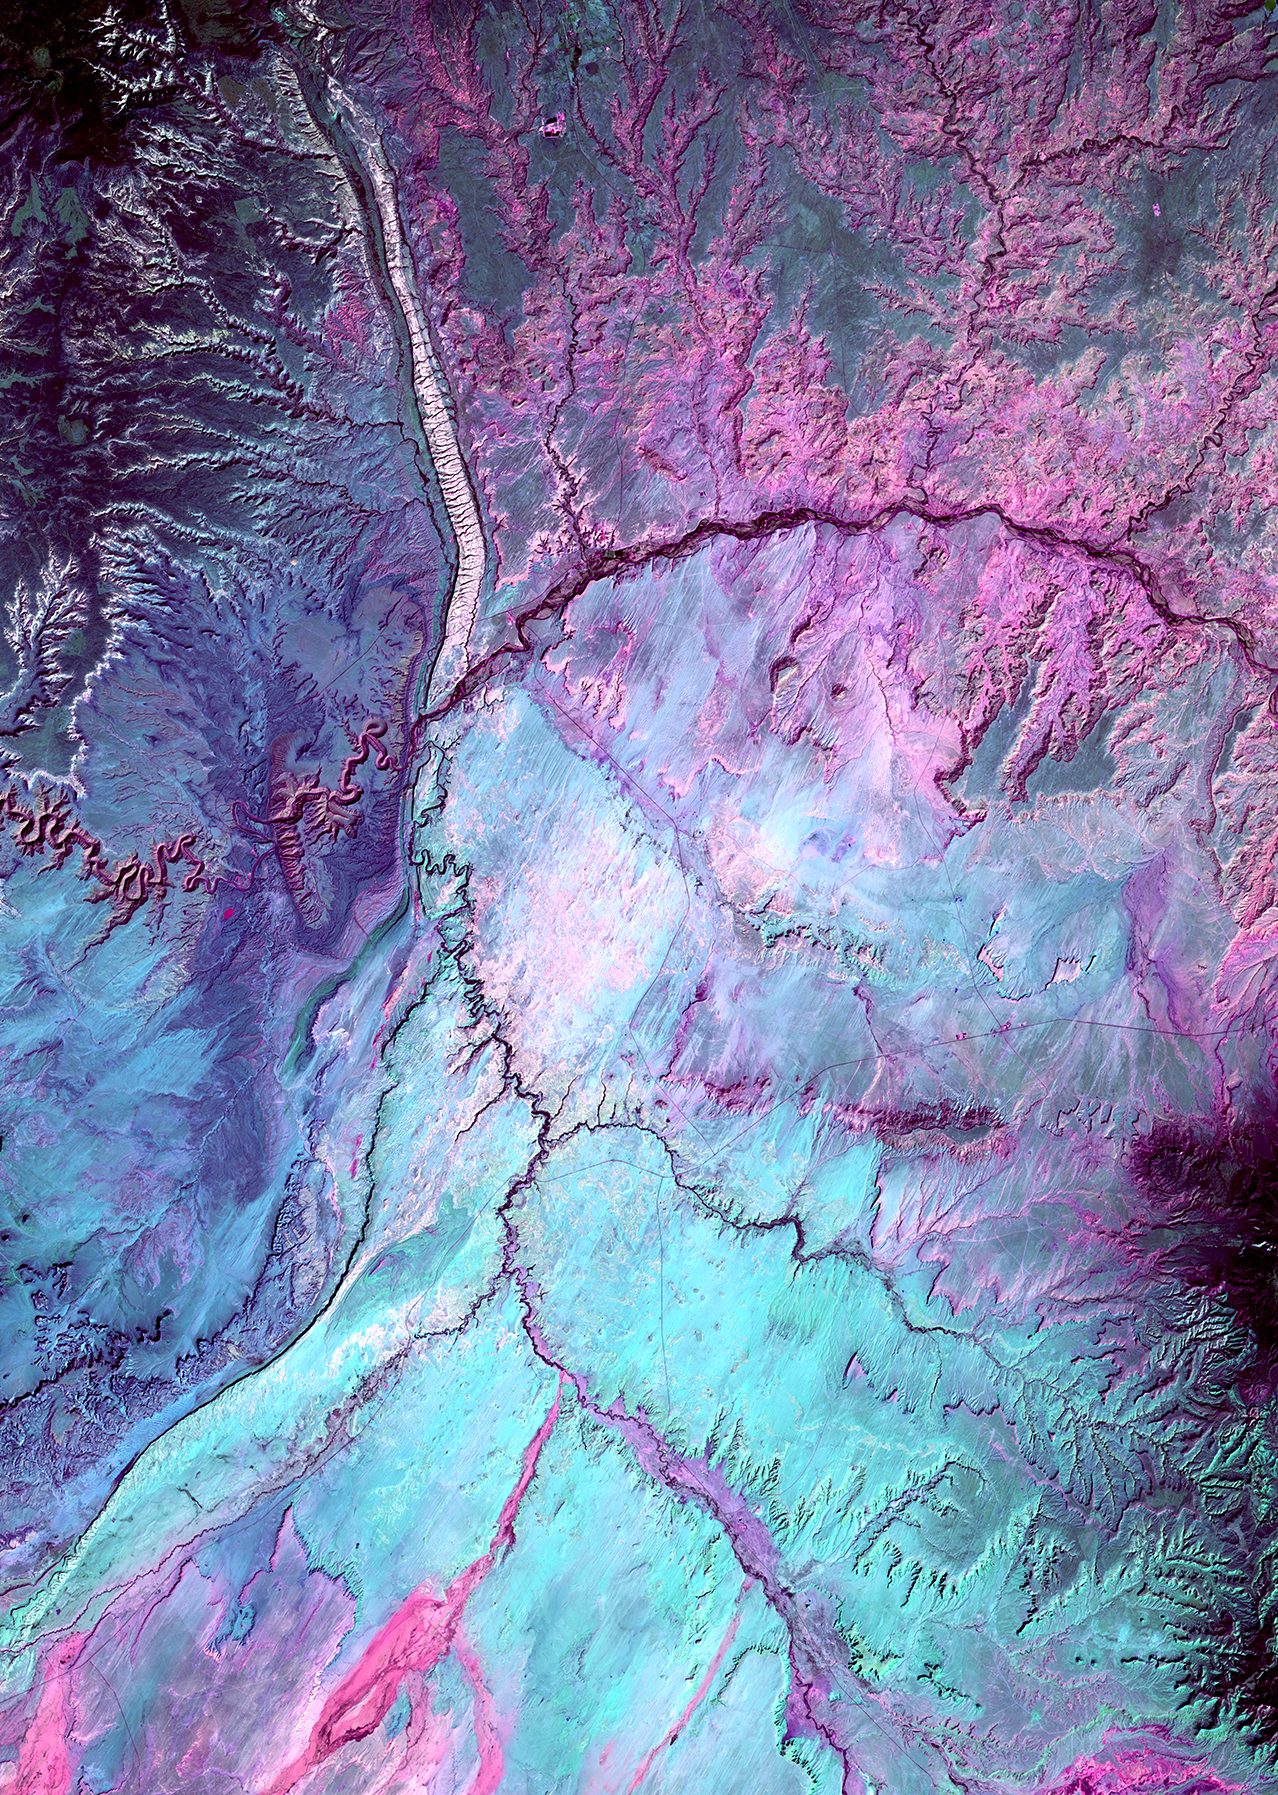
[{"left": 390, "top": 0, "right": 1278, "bottom": 1101}]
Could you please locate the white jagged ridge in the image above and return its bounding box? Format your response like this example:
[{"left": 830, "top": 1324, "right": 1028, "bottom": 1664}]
[{"left": 338, "top": 86, "right": 487, "bottom": 701}]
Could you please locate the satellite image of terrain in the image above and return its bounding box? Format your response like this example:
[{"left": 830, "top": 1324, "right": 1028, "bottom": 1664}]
[{"left": 1, "top": 0, "right": 1278, "bottom": 1790}]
